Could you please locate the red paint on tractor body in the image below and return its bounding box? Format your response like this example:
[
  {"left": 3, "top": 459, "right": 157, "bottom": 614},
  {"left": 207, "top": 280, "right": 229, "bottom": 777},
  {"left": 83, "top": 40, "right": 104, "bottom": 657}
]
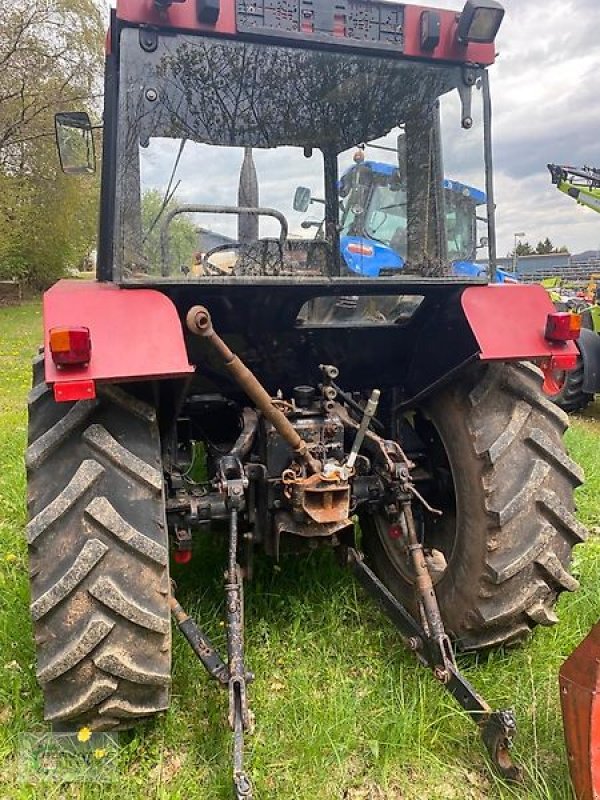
[
  {"left": 43, "top": 281, "right": 193, "bottom": 390},
  {"left": 115, "top": 0, "right": 496, "bottom": 66},
  {"left": 461, "top": 284, "right": 579, "bottom": 362},
  {"left": 402, "top": 5, "right": 496, "bottom": 65},
  {"left": 116, "top": 0, "right": 236, "bottom": 39},
  {"left": 559, "top": 622, "right": 600, "bottom": 800}
]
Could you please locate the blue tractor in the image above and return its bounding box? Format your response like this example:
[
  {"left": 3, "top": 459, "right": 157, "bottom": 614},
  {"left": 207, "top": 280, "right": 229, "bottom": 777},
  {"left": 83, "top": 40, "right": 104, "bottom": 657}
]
[{"left": 296, "top": 158, "right": 517, "bottom": 282}]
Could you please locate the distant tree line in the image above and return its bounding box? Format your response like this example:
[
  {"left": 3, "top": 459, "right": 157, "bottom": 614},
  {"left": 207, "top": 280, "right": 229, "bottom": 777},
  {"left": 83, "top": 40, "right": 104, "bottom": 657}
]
[
  {"left": 510, "top": 238, "right": 569, "bottom": 258},
  {"left": 0, "top": 0, "right": 104, "bottom": 288}
]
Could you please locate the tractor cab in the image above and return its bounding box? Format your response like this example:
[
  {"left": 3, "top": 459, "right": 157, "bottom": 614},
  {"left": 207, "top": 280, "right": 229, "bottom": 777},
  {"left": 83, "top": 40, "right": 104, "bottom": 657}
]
[
  {"left": 68, "top": 0, "right": 508, "bottom": 291},
  {"left": 293, "top": 158, "right": 519, "bottom": 282}
]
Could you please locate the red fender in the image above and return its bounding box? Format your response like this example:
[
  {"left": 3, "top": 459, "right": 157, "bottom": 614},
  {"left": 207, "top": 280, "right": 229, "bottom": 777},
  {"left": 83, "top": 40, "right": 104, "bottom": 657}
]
[
  {"left": 461, "top": 284, "right": 579, "bottom": 363},
  {"left": 43, "top": 280, "right": 193, "bottom": 401},
  {"left": 560, "top": 622, "right": 600, "bottom": 800}
]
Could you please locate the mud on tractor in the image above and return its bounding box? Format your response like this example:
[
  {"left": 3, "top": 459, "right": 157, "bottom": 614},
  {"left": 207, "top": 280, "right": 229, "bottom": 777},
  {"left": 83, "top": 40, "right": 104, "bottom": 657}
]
[{"left": 29, "top": 0, "right": 587, "bottom": 796}]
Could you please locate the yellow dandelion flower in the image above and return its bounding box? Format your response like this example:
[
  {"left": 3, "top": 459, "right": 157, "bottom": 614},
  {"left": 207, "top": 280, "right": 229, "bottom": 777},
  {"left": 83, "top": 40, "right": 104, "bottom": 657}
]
[
  {"left": 93, "top": 748, "right": 107, "bottom": 759},
  {"left": 77, "top": 726, "right": 92, "bottom": 743},
  {"left": 4, "top": 554, "right": 17, "bottom": 563}
]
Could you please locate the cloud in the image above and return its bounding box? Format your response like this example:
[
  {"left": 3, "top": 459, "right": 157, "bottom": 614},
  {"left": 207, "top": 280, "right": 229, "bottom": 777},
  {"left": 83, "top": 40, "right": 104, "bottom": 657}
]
[{"left": 419, "top": 0, "right": 600, "bottom": 254}]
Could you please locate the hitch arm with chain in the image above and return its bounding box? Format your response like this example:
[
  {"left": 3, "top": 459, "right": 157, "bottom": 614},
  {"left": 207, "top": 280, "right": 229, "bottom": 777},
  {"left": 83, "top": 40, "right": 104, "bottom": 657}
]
[
  {"left": 170, "top": 456, "right": 253, "bottom": 800},
  {"left": 226, "top": 506, "right": 253, "bottom": 800},
  {"left": 169, "top": 511, "right": 253, "bottom": 799},
  {"left": 347, "top": 547, "right": 521, "bottom": 782}
]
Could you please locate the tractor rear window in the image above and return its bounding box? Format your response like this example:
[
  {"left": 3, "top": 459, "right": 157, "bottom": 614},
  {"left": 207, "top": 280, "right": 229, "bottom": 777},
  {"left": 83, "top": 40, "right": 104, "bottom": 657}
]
[
  {"left": 297, "top": 295, "right": 424, "bottom": 326},
  {"left": 114, "top": 29, "right": 484, "bottom": 283}
]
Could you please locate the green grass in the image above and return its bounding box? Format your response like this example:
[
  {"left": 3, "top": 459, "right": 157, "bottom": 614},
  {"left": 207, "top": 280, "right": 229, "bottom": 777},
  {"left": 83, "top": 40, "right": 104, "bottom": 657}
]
[{"left": 1, "top": 299, "right": 599, "bottom": 798}]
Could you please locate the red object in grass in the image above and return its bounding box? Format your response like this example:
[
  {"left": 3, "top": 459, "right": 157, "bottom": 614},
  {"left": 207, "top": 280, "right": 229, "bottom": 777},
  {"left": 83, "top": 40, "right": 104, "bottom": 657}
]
[{"left": 560, "top": 621, "right": 600, "bottom": 800}]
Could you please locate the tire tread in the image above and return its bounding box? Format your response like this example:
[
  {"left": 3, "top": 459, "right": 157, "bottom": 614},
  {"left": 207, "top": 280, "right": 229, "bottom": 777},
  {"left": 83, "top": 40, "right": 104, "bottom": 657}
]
[{"left": 27, "top": 356, "right": 170, "bottom": 728}]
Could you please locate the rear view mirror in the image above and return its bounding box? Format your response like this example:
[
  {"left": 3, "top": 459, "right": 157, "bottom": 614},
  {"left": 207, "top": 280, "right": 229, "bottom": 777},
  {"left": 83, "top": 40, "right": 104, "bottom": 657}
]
[
  {"left": 55, "top": 112, "right": 96, "bottom": 174},
  {"left": 293, "top": 186, "right": 312, "bottom": 213}
]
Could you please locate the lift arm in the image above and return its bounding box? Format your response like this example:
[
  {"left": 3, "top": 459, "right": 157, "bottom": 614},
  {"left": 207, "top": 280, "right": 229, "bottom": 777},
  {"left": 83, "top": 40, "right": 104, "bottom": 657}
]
[{"left": 548, "top": 164, "right": 600, "bottom": 214}]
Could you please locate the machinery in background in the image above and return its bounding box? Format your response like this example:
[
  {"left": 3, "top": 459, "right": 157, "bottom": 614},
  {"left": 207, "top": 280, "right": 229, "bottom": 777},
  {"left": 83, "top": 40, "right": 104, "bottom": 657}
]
[
  {"left": 542, "top": 164, "right": 600, "bottom": 411},
  {"left": 548, "top": 163, "right": 600, "bottom": 215},
  {"left": 296, "top": 150, "right": 518, "bottom": 283}
]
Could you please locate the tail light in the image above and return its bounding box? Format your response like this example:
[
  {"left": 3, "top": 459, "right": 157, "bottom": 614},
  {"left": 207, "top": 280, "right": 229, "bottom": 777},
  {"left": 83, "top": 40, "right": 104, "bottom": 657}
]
[
  {"left": 49, "top": 326, "right": 92, "bottom": 366},
  {"left": 545, "top": 312, "right": 581, "bottom": 342}
]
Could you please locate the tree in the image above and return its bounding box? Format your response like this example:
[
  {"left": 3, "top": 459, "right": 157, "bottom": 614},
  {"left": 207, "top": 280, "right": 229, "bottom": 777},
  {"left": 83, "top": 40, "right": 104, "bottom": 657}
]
[
  {"left": 507, "top": 239, "right": 569, "bottom": 260},
  {"left": 0, "top": 0, "right": 103, "bottom": 171},
  {"left": 515, "top": 241, "right": 534, "bottom": 256},
  {"left": 141, "top": 189, "right": 197, "bottom": 275},
  {"left": 535, "top": 238, "right": 569, "bottom": 255},
  {"left": 0, "top": 0, "right": 104, "bottom": 287}
]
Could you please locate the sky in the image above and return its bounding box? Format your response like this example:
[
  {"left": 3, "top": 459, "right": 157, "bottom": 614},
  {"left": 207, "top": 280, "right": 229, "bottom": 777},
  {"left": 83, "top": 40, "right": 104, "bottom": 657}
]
[
  {"left": 133, "top": 0, "right": 600, "bottom": 257},
  {"left": 418, "top": 0, "right": 600, "bottom": 256}
]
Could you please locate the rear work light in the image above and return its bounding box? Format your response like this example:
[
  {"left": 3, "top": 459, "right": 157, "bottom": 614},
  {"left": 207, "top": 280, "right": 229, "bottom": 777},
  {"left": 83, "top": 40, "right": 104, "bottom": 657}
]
[
  {"left": 49, "top": 326, "right": 92, "bottom": 366},
  {"left": 347, "top": 243, "right": 374, "bottom": 257},
  {"left": 457, "top": 0, "right": 505, "bottom": 44},
  {"left": 545, "top": 312, "right": 582, "bottom": 343}
]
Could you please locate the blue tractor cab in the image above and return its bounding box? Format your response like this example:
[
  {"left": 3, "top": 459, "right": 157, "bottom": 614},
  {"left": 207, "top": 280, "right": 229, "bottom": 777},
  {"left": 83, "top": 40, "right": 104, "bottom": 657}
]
[{"left": 326, "top": 160, "right": 516, "bottom": 283}]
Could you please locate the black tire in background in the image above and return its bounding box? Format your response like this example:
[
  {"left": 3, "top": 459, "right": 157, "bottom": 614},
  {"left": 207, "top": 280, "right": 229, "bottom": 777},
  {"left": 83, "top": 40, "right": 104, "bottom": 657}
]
[
  {"left": 543, "top": 355, "right": 593, "bottom": 414},
  {"left": 26, "top": 355, "right": 171, "bottom": 730},
  {"left": 361, "top": 361, "right": 587, "bottom": 651}
]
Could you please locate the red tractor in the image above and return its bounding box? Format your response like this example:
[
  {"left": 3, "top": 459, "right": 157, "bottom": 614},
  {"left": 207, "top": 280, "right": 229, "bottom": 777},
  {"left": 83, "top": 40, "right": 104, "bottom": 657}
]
[{"left": 29, "top": 0, "right": 586, "bottom": 796}]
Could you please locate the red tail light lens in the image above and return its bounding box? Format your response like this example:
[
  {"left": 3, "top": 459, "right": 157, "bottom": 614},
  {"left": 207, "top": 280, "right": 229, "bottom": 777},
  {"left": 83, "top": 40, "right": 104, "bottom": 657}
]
[
  {"left": 347, "top": 242, "right": 374, "bottom": 257},
  {"left": 545, "top": 312, "right": 581, "bottom": 342},
  {"left": 49, "top": 326, "right": 92, "bottom": 366}
]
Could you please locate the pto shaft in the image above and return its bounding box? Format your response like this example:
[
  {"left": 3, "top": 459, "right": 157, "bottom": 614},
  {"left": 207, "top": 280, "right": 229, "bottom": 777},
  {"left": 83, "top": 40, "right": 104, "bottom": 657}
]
[{"left": 186, "top": 305, "right": 320, "bottom": 474}]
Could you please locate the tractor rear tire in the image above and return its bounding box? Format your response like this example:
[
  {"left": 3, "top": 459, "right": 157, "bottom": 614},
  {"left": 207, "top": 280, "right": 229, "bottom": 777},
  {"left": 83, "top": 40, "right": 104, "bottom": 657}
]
[
  {"left": 544, "top": 355, "right": 593, "bottom": 414},
  {"left": 26, "top": 354, "right": 171, "bottom": 730},
  {"left": 361, "top": 361, "right": 587, "bottom": 651}
]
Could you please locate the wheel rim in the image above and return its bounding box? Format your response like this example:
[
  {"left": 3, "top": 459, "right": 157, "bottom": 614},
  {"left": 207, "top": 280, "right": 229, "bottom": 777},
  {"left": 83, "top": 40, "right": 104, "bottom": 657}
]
[{"left": 370, "top": 413, "right": 458, "bottom": 586}]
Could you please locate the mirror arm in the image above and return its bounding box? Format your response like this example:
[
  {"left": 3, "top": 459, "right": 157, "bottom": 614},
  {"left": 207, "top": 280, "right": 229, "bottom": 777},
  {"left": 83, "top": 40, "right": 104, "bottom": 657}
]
[{"left": 458, "top": 66, "right": 476, "bottom": 130}]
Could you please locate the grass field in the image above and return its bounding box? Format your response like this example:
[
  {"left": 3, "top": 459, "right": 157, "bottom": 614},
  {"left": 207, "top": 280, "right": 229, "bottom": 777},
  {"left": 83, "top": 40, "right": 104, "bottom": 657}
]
[{"left": 1, "top": 300, "right": 600, "bottom": 799}]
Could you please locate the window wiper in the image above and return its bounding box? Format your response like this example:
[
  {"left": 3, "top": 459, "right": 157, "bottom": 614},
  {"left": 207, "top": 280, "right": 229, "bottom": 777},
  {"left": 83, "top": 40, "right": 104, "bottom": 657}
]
[
  {"left": 377, "top": 202, "right": 408, "bottom": 211},
  {"left": 362, "top": 226, "right": 389, "bottom": 247},
  {"left": 143, "top": 139, "right": 187, "bottom": 244}
]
